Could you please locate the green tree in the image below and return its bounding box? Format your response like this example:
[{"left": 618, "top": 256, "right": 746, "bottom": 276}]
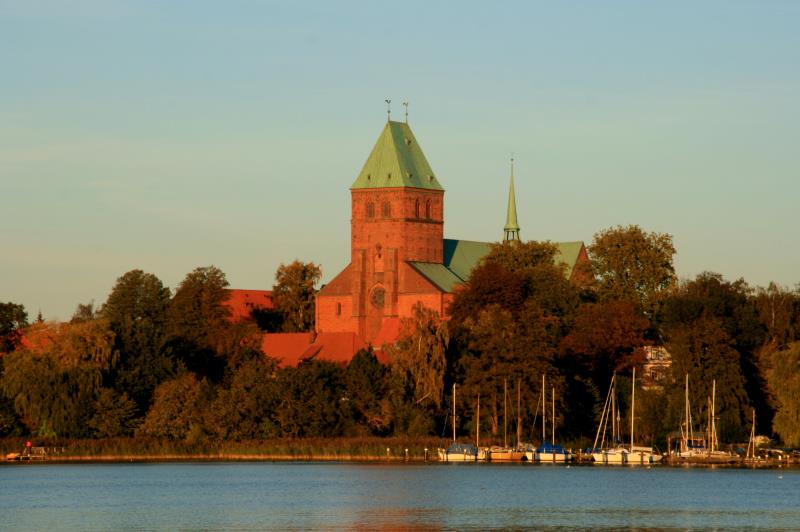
[
  {"left": 71, "top": 301, "right": 97, "bottom": 323},
  {"left": 205, "top": 356, "right": 280, "bottom": 440},
  {"left": 767, "top": 342, "right": 800, "bottom": 446},
  {"left": 1, "top": 320, "right": 116, "bottom": 437},
  {"left": 0, "top": 302, "right": 28, "bottom": 353},
  {"left": 88, "top": 388, "right": 139, "bottom": 437},
  {"left": 588, "top": 225, "right": 676, "bottom": 316},
  {"left": 274, "top": 360, "right": 346, "bottom": 437},
  {"left": 102, "top": 269, "right": 174, "bottom": 412},
  {"left": 753, "top": 282, "right": 799, "bottom": 348},
  {"left": 344, "top": 348, "right": 389, "bottom": 435},
  {"left": 166, "top": 266, "right": 231, "bottom": 381},
  {"left": 272, "top": 260, "right": 322, "bottom": 332}
]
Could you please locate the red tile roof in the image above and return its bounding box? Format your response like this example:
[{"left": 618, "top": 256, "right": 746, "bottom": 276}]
[
  {"left": 262, "top": 331, "right": 367, "bottom": 367},
  {"left": 224, "top": 289, "right": 273, "bottom": 322}
]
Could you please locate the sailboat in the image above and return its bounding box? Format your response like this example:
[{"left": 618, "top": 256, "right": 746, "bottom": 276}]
[
  {"left": 627, "top": 367, "right": 662, "bottom": 464},
  {"left": 437, "top": 383, "right": 478, "bottom": 462},
  {"left": 535, "top": 375, "right": 573, "bottom": 462},
  {"left": 488, "top": 379, "right": 524, "bottom": 461},
  {"left": 591, "top": 373, "right": 629, "bottom": 464},
  {"left": 675, "top": 375, "right": 738, "bottom": 464}
]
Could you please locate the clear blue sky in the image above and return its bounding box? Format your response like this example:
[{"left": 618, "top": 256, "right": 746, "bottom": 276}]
[{"left": 2, "top": 1, "right": 798, "bottom": 320}]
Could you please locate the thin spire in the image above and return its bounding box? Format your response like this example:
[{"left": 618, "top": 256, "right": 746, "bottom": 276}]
[
  {"left": 504, "top": 157, "right": 520, "bottom": 241},
  {"left": 385, "top": 99, "right": 391, "bottom": 121},
  {"left": 402, "top": 101, "right": 409, "bottom": 123}
]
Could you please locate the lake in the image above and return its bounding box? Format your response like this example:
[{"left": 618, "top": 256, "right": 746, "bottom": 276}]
[{"left": 1, "top": 462, "right": 798, "bottom": 530}]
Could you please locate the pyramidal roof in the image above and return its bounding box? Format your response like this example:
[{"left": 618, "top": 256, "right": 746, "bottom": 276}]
[{"left": 351, "top": 121, "right": 444, "bottom": 190}]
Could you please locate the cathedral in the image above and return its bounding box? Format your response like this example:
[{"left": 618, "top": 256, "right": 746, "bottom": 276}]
[{"left": 260, "top": 119, "right": 588, "bottom": 365}]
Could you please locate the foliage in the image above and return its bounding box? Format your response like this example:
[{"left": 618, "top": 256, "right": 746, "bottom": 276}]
[
  {"left": 589, "top": 225, "right": 676, "bottom": 315},
  {"left": 767, "top": 342, "right": 800, "bottom": 446},
  {"left": 387, "top": 304, "right": 448, "bottom": 409},
  {"left": 274, "top": 360, "right": 346, "bottom": 437},
  {"left": 88, "top": 388, "right": 139, "bottom": 437},
  {"left": 71, "top": 301, "right": 98, "bottom": 323},
  {"left": 167, "top": 266, "right": 230, "bottom": 349},
  {"left": 344, "top": 348, "right": 389, "bottom": 435},
  {"left": 137, "top": 373, "right": 210, "bottom": 441},
  {"left": 272, "top": 260, "right": 322, "bottom": 332},
  {"left": 0, "top": 301, "right": 28, "bottom": 353}
]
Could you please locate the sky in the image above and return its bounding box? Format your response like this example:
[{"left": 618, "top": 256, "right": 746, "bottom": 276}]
[{"left": 1, "top": 1, "right": 798, "bottom": 321}]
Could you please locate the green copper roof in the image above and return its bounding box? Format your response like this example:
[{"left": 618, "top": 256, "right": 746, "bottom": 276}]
[
  {"left": 351, "top": 121, "right": 444, "bottom": 190},
  {"left": 409, "top": 239, "right": 585, "bottom": 292},
  {"left": 504, "top": 162, "right": 520, "bottom": 233}
]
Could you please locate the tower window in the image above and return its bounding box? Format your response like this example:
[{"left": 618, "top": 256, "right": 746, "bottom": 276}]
[
  {"left": 415, "top": 199, "right": 420, "bottom": 218},
  {"left": 382, "top": 201, "right": 391, "bottom": 218},
  {"left": 336, "top": 302, "right": 342, "bottom": 316},
  {"left": 366, "top": 202, "right": 375, "bottom": 218},
  {"left": 425, "top": 200, "right": 431, "bottom": 219}
]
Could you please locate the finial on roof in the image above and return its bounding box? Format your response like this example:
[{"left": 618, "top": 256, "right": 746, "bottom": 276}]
[
  {"left": 402, "top": 101, "right": 409, "bottom": 123},
  {"left": 385, "top": 99, "right": 392, "bottom": 121},
  {"left": 504, "top": 156, "right": 520, "bottom": 242}
]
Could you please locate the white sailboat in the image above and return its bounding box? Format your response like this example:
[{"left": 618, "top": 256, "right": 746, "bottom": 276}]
[
  {"left": 592, "top": 374, "right": 629, "bottom": 464},
  {"left": 437, "top": 383, "right": 478, "bottom": 462},
  {"left": 488, "top": 379, "right": 524, "bottom": 461},
  {"left": 675, "top": 376, "right": 737, "bottom": 464},
  {"left": 627, "top": 367, "right": 662, "bottom": 465},
  {"left": 535, "top": 375, "right": 573, "bottom": 463}
]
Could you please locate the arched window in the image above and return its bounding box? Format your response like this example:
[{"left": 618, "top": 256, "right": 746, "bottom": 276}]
[
  {"left": 336, "top": 302, "right": 342, "bottom": 316},
  {"left": 425, "top": 200, "right": 431, "bottom": 219},
  {"left": 415, "top": 199, "right": 420, "bottom": 218},
  {"left": 382, "top": 201, "right": 390, "bottom": 218},
  {"left": 366, "top": 202, "right": 374, "bottom": 218}
]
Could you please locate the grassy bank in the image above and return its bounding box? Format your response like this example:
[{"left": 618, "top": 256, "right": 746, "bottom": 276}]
[{"left": 1, "top": 436, "right": 446, "bottom": 462}]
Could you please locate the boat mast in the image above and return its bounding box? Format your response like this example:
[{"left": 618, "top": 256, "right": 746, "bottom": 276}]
[
  {"left": 630, "top": 367, "right": 636, "bottom": 450},
  {"left": 711, "top": 379, "right": 717, "bottom": 453},
  {"left": 452, "top": 383, "right": 456, "bottom": 442},
  {"left": 592, "top": 373, "right": 614, "bottom": 451},
  {"left": 503, "top": 379, "right": 508, "bottom": 448},
  {"left": 476, "top": 393, "right": 480, "bottom": 448},
  {"left": 611, "top": 379, "right": 617, "bottom": 445},
  {"left": 516, "top": 379, "right": 522, "bottom": 447},
  {"left": 747, "top": 408, "right": 755, "bottom": 460},
  {"left": 551, "top": 386, "right": 555, "bottom": 446},
  {"left": 542, "top": 374, "right": 546, "bottom": 444}
]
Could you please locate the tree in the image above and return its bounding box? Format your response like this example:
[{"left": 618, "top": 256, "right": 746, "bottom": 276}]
[
  {"left": 482, "top": 240, "right": 560, "bottom": 273},
  {"left": 272, "top": 260, "right": 321, "bottom": 332},
  {"left": 387, "top": 303, "right": 448, "bottom": 409},
  {"left": 560, "top": 300, "right": 650, "bottom": 383},
  {"left": 137, "top": 373, "right": 209, "bottom": 441},
  {"left": 753, "top": 282, "right": 799, "bottom": 348},
  {"left": 344, "top": 348, "right": 389, "bottom": 435},
  {"left": 589, "top": 225, "right": 676, "bottom": 316},
  {"left": 88, "top": 388, "right": 139, "bottom": 437},
  {"left": 0, "top": 302, "right": 28, "bottom": 353},
  {"left": 1, "top": 320, "right": 116, "bottom": 437},
  {"left": 274, "top": 360, "right": 347, "bottom": 437},
  {"left": 166, "top": 266, "right": 231, "bottom": 381},
  {"left": 767, "top": 342, "right": 800, "bottom": 446},
  {"left": 71, "top": 301, "right": 97, "bottom": 323},
  {"left": 101, "top": 269, "right": 174, "bottom": 412},
  {"left": 205, "top": 356, "right": 280, "bottom": 440},
  {"left": 167, "top": 266, "right": 231, "bottom": 347}
]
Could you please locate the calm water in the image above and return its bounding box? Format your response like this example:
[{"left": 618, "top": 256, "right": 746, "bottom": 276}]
[{"left": 1, "top": 462, "right": 799, "bottom": 530}]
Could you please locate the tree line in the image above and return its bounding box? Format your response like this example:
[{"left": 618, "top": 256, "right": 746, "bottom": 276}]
[{"left": 2, "top": 225, "right": 800, "bottom": 447}]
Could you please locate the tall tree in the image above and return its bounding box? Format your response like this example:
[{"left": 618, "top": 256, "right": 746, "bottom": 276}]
[
  {"left": 101, "top": 269, "right": 173, "bottom": 412},
  {"left": 589, "top": 225, "right": 676, "bottom": 316},
  {"left": 0, "top": 302, "right": 28, "bottom": 353},
  {"left": 272, "top": 260, "right": 321, "bottom": 332},
  {"left": 137, "top": 373, "right": 210, "bottom": 441}
]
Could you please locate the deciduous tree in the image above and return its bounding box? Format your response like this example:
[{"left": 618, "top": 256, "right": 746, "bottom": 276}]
[{"left": 272, "top": 260, "right": 321, "bottom": 332}]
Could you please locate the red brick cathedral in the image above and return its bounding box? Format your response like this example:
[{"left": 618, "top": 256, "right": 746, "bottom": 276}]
[{"left": 261, "top": 119, "right": 588, "bottom": 365}]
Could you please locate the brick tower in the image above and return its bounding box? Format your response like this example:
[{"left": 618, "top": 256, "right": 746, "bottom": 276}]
[{"left": 316, "top": 120, "right": 446, "bottom": 343}]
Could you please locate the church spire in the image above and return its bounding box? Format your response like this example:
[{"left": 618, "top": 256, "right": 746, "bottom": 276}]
[{"left": 504, "top": 157, "right": 520, "bottom": 242}]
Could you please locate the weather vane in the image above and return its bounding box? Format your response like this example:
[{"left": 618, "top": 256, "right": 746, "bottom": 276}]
[
  {"left": 385, "top": 99, "right": 391, "bottom": 121},
  {"left": 402, "top": 101, "right": 409, "bottom": 122}
]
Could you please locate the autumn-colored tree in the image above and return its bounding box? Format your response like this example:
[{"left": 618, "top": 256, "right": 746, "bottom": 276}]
[
  {"left": 482, "top": 240, "right": 560, "bottom": 273},
  {"left": 88, "top": 388, "right": 139, "bottom": 437},
  {"left": 71, "top": 301, "right": 97, "bottom": 323},
  {"left": 589, "top": 225, "right": 676, "bottom": 316},
  {"left": 753, "top": 282, "right": 799, "bottom": 348},
  {"left": 272, "top": 260, "right": 322, "bottom": 332},
  {"left": 767, "top": 342, "right": 800, "bottom": 446},
  {"left": 560, "top": 299, "right": 650, "bottom": 382},
  {"left": 137, "top": 373, "right": 210, "bottom": 441},
  {"left": 0, "top": 302, "right": 28, "bottom": 353}
]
